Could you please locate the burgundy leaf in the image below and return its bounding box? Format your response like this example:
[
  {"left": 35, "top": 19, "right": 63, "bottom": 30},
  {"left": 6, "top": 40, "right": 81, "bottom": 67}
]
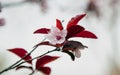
[
  {"left": 38, "top": 67, "right": 51, "bottom": 75},
  {"left": 16, "top": 66, "right": 33, "bottom": 71},
  {"left": 66, "top": 25, "right": 85, "bottom": 39},
  {"left": 34, "top": 28, "right": 50, "bottom": 34},
  {"left": 56, "top": 19, "right": 63, "bottom": 30},
  {"left": 73, "top": 30, "right": 98, "bottom": 39},
  {"left": 62, "top": 41, "right": 88, "bottom": 51},
  {"left": 34, "top": 41, "right": 64, "bottom": 47},
  {"left": 62, "top": 47, "right": 76, "bottom": 51},
  {"left": 8, "top": 48, "right": 32, "bottom": 64},
  {"left": 62, "top": 41, "right": 88, "bottom": 60},
  {"left": 67, "top": 14, "right": 86, "bottom": 29},
  {"left": 36, "top": 55, "right": 59, "bottom": 69}
]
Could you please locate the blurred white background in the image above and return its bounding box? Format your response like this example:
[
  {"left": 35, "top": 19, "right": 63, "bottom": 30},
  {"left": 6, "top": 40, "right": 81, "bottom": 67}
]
[{"left": 0, "top": 0, "right": 120, "bottom": 75}]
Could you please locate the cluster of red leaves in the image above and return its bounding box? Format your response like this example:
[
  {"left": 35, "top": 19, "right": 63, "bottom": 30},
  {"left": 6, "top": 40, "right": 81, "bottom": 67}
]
[
  {"left": 34, "top": 14, "right": 97, "bottom": 45},
  {"left": 8, "top": 48, "right": 59, "bottom": 75},
  {"left": 8, "top": 14, "right": 97, "bottom": 75},
  {"left": 34, "top": 14, "right": 97, "bottom": 60}
]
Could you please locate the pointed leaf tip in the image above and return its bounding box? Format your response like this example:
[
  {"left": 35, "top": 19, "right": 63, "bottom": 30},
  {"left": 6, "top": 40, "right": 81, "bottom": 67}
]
[
  {"left": 74, "top": 30, "right": 98, "bottom": 39},
  {"left": 8, "top": 48, "right": 32, "bottom": 64},
  {"left": 38, "top": 67, "right": 51, "bottom": 75},
  {"left": 34, "top": 28, "right": 50, "bottom": 34},
  {"left": 56, "top": 19, "right": 63, "bottom": 30},
  {"left": 67, "top": 14, "right": 86, "bottom": 29}
]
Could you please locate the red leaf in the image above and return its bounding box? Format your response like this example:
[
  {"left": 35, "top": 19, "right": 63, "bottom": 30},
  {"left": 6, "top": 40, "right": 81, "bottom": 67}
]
[
  {"left": 34, "top": 28, "right": 50, "bottom": 34},
  {"left": 62, "top": 41, "right": 88, "bottom": 51},
  {"left": 67, "top": 14, "right": 86, "bottom": 29},
  {"left": 73, "top": 30, "right": 98, "bottom": 39},
  {"left": 34, "top": 41, "right": 64, "bottom": 47},
  {"left": 36, "top": 55, "right": 59, "bottom": 69},
  {"left": 16, "top": 66, "right": 33, "bottom": 71},
  {"left": 56, "top": 19, "right": 63, "bottom": 30},
  {"left": 8, "top": 48, "right": 32, "bottom": 64},
  {"left": 66, "top": 25, "right": 85, "bottom": 39},
  {"left": 38, "top": 67, "right": 51, "bottom": 75}
]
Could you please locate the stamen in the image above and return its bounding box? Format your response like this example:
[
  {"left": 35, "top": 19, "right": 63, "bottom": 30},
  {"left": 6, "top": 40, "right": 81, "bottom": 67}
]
[{"left": 56, "top": 36, "right": 62, "bottom": 40}]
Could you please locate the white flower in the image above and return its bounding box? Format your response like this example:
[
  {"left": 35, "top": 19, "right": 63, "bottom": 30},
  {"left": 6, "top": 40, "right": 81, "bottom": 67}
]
[
  {"left": 45, "top": 26, "right": 67, "bottom": 45},
  {"left": 74, "top": 48, "right": 81, "bottom": 58}
]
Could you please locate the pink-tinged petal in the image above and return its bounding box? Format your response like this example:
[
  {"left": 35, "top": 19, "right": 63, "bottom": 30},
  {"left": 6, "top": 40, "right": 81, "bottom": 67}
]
[
  {"left": 38, "top": 67, "right": 51, "bottom": 75},
  {"left": 16, "top": 66, "right": 33, "bottom": 71},
  {"left": 67, "top": 14, "right": 86, "bottom": 29},
  {"left": 34, "top": 41, "right": 64, "bottom": 47},
  {"left": 45, "top": 26, "right": 67, "bottom": 45},
  {"left": 75, "top": 49, "right": 81, "bottom": 58},
  {"left": 73, "top": 30, "right": 98, "bottom": 39},
  {"left": 8, "top": 48, "right": 32, "bottom": 64},
  {"left": 36, "top": 55, "right": 59, "bottom": 69},
  {"left": 34, "top": 28, "right": 50, "bottom": 34},
  {"left": 56, "top": 19, "right": 63, "bottom": 30},
  {"left": 66, "top": 25, "right": 85, "bottom": 39}
]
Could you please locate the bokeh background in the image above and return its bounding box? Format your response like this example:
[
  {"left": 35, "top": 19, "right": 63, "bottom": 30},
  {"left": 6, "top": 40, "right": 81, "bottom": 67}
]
[{"left": 0, "top": 0, "right": 120, "bottom": 75}]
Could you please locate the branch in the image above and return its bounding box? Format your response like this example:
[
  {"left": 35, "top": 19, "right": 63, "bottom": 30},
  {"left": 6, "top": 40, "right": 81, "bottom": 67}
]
[
  {"left": 11, "top": 47, "right": 60, "bottom": 69},
  {"left": 0, "top": 39, "right": 46, "bottom": 74},
  {"left": 0, "top": 46, "right": 38, "bottom": 74}
]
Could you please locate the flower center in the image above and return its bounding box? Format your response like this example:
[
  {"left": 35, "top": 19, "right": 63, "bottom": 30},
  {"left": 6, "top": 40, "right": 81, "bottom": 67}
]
[{"left": 56, "top": 36, "right": 62, "bottom": 40}]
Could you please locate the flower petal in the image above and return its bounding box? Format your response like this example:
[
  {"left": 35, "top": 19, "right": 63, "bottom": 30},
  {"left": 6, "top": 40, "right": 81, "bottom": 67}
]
[
  {"left": 8, "top": 48, "right": 32, "bottom": 64},
  {"left": 36, "top": 55, "right": 59, "bottom": 69},
  {"left": 61, "top": 29, "right": 67, "bottom": 37},
  {"left": 67, "top": 14, "right": 86, "bottom": 29},
  {"left": 56, "top": 19, "right": 63, "bottom": 30},
  {"left": 34, "top": 28, "right": 50, "bottom": 34},
  {"left": 66, "top": 25, "right": 85, "bottom": 39},
  {"left": 38, "top": 67, "right": 51, "bottom": 75},
  {"left": 75, "top": 49, "right": 81, "bottom": 58},
  {"left": 46, "top": 26, "right": 67, "bottom": 45},
  {"left": 73, "top": 30, "right": 98, "bottom": 39}
]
